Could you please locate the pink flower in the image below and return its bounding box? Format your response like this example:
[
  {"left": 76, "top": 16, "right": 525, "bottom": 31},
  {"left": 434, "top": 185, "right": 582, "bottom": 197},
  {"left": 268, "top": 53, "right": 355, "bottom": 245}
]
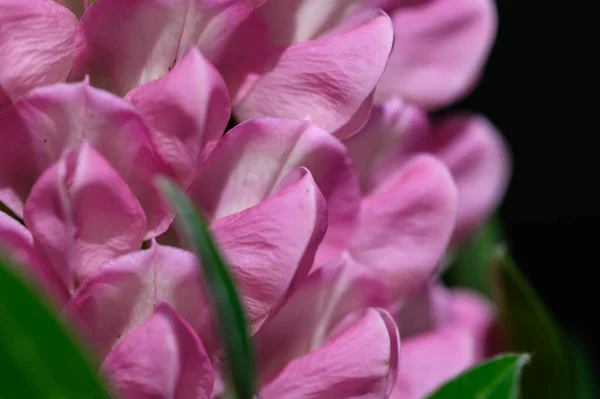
[
  {"left": 344, "top": 97, "right": 511, "bottom": 245},
  {"left": 0, "top": 0, "right": 394, "bottom": 137}
]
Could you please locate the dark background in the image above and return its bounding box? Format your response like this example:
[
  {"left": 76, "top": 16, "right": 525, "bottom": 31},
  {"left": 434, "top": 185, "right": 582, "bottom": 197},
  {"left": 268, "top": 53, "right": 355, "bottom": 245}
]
[{"left": 450, "top": 1, "right": 599, "bottom": 367}]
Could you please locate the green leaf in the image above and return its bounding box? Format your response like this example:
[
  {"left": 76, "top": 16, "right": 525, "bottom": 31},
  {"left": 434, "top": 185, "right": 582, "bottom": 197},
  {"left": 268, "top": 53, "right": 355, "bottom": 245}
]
[
  {"left": 158, "top": 178, "right": 255, "bottom": 399},
  {"left": 0, "top": 257, "right": 111, "bottom": 399},
  {"left": 444, "top": 216, "right": 504, "bottom": 296},
  {"left": 427, "top": 354, "right": 530, "bottom": 399},
  {"left": 492, "top": 247, "right": 574, "bottom": 398},
  {"left": 570, "top": 335, "right": 600, "bottom": 399}
]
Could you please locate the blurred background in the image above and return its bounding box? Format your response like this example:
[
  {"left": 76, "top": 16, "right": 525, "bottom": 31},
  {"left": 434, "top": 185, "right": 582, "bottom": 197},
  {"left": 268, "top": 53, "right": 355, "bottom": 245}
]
[{"left": 447, "top": 0, "right": 598, "bottom": 370}]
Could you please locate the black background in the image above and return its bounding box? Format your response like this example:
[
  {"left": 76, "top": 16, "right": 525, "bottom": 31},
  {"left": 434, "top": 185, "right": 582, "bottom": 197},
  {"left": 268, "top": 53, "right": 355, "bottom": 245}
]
[{"left": 448, "top": 1, "right": 599, "bottom": 367}]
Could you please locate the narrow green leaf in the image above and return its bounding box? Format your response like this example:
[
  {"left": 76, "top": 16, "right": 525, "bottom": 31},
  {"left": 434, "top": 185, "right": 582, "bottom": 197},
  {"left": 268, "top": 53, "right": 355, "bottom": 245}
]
[
  {"left": 492, "top": 247, "right": 574, "bottom": 398},
  {"left": 158, "top": 178, "right": 255, "bottom": 399},
  {"left": 0, "top": 257, "right": 111, "bottom": 399},
  {"left": 444, "top": 216, "right": 504, "bottom": 296},
  {"left": 570, "top": 336, "right": 600, "bottom": 399},
  {"left": 427, "top": 354, "right": 530, "bottom": 399}
]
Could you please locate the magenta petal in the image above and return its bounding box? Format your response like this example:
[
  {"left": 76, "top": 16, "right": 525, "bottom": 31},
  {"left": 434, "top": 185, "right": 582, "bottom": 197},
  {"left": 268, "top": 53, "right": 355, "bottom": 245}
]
[
  {"left": 348, "top": 155, "right": 458, "bottom": 302},
  {"left": 259, "top": 0, "right": 362, "bottom": 45},
  {"left": 376, "top": 0, "right": 497, "bottom": 109},
  {"left": 190, "top": 118, "right": 360, "bottom": 265},
  {"left": 66, "top": 244, "right": 209, "bottom": 359},
  {"left": 261, "top": 308, "right": 400, "bottom": 399},
  {"left": 0, "top": 0, "right": 77, "bottom": 100},
  {"left": 125, "top": 47, "right": 231, "bottom": 188},
  {"left": 254, "top": 258, "right": 390, "bottom": 384},
  {"left": 24, "top": 144, "right": 147, "bottom": 293},
  {"left": 391, "top": 326, "right": 476, "bottom": 399},
  {"left": 102, "top": 303, "right": 213, "bottom": 399},
  {"left": 235, "top": 12, "right": 393, "bottom": 137},
  {"left": 0, "top": 211, "right": 67, "bottom": 303},
  {"left": 72, "top": 0, "right": 269, "bottom": 100},
  {"left": 0, "top": 81, "right": 174, "bottom": 236},
  {"left": 428, "top": 114, "right": 511, "bottom": 242},
  {"left": 396, "top": 283, "right": 451, "bottom": 338},
  {"left": 0, "top": 85, "right": 11, "bottom": 110},
  {"left": 211, "top": 167, "right": 327, "bottom": 329}
]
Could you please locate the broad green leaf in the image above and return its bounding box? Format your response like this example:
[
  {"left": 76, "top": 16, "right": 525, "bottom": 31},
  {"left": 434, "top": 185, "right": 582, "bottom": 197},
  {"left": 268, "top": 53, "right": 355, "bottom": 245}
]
[
  {"left": 0, "top": 257, "right": 111, "bottom": 399},
  {"left": 427, "top": 354, "right": 530, "bottom": 399},
  {"left": 444, "top": 216, "right": 504, "bottom": 296},
  {"left": 492, "top": 247, "right": 574, "bottom": 398},
  {"left": 159, "top": 178, "right": 255, "bottom": 399}
]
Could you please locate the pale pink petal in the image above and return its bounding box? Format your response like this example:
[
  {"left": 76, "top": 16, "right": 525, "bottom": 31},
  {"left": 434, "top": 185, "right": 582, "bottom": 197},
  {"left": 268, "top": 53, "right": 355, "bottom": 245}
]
[
  {"left": 255, "top": 257, "right": 390, "bottom": 384},
  {"left": 0, "top": 211, "right": 67, "bottom": 303},
  {"left": 0, "top": 0, "right": 77, "bottom": 99},
  {"left": 344, "top": 97, "right": 430, "bottom": 193},
  {"left": 348, "top": 155, "right": 458, "bottom": 302},
  {"left": 259, "top": 0, "right": 362, "bottom": 45},
  {"left": 211, "top": 167, "right": 327, "bottom": 329},
  {"left": 391, "top": 326, "right": 476, "bottom": 399},
  {"left": 235, "top": 12, "right": 394, "bottom": 138},
  {"left": 125, "top": 47, "right": 231, "bottom": 188},
  {"left": 52, "top": 0, "right": 84, "bottom": 17},
  {"left": 71, "top": 0, "right": 269, "bottom": 101},
  {"left": 190, "top": 118, "right": 360, "bottom": 265},
  {"left": 24, "top": 144, "right": 147, "bottom": 293},
  {"left": 376, "top": 0, "right": 497, "bottom": 109},
  {"left": 65, "top": 244, "right": 210, "bottom": 359},
  {"left": 0, "top": 81, "right": 175, "bottom": 236},
  {"left": 428, "top": 115, "right": 511, "bottom": 242},
  {"left": 261, "top": 308, "right": 400, "bottom": 399},
  {"left": 448, "top": 289, "right": 495, "bottom": 360},
  {"left": 102, "top": 303, "right": 213, "bottom": 399}
]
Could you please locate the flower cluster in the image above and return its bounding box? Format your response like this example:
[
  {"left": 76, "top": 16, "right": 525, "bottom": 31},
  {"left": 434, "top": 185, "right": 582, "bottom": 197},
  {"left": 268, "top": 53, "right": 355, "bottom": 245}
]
[{"left": 0, "top": 0, "right": 509, "bottom": 398}]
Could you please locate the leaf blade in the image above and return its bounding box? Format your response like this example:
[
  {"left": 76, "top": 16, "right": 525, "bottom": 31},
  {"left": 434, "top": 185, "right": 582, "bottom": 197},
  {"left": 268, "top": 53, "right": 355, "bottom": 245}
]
[{"left": 158, "top": 178, "right": 255, "bottom": 399}]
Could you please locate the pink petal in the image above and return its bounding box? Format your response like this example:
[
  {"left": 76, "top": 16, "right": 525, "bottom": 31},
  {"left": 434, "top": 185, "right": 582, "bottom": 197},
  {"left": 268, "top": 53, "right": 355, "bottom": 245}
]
[
  {"left": 254, "top": 257, "right": 390, "bottom": 384},
  {"left": 211, "top": 167, "right": 327, "bottom": 329},
  {"left": 348, "top": 155, "right": 458, "bottom": 302},
  {"left": 261, "top": 308, "right": 400, "bottom": 399},
  {"left": 0, "top": 85, "right": 11, "bottom": 110},
  {"left": 258, "top": 0, "right": 362, "bottom": 45},
  {"left": 125, "top": 47, "right": 231, "bottom": 188},
  {"left": 24, "top": 144, "right": 147, "bottom": 293},
  {"left": 343, "top": 97, "right": 430, "bottom": 193},
  {"left": 71, "top": 0, "right": 269, "bottom": 101},
  {"left": 448, "top": 289, "right": 495, "bottom": 360},
  {"left": 0, "top": 0, "right": 77, "bottom": 99},
  {"left": 427, "top": 114, "right": 511, "bottom": 242},
  {"left": 190, "top": 118, "right": 360, "bottom": 265},
  {"left": 376, "top": 0, "right": 497, "bottom": 109},
  {"left": 391, "top": 326, "right": 476, "bottom": 399},
  {"left": 0, "top": 81, "right": 175, "bottom": 236},
  {"left": 102, "top": 303, "right": 213, "bottom": 399},
  {"left": 0, "top": 211, "right": 67, "bottom": 303},
  {"left": 235, "top": 12, "right": 394, "bottom": 138},
  {"left": 65, "top": 244, "right": 209, "bottom": 359}
]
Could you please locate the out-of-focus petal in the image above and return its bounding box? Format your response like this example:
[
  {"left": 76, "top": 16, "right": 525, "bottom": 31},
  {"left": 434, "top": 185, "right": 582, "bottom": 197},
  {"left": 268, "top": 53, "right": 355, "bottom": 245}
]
[
  {"left": 375, "top": 0, "right": 497, "bottom": 109},
  {"left": 211, "top": 167, "right": 327, "bottom": 329},
  {"left": 125, "top": 47, "right": 231, "bottom": 187},
  {"left": 190, "top": 118, "right": 360, "bottom": 265},
  {"left": 71, "top": 0, "right": 269, "bottom": 101},
  {"left": 24, "top": 144, "right": 147, "bottom": 293},
  {"left": 0, "top": 0, "right": 77, "bottom": 99},
  {"left": 0, "top": 81, "right": 175, "bottom": 236},
  {"left": 258, "top": 0, "right": 362, "bottom": 45},
  {"left": 391, "top": 326, "right": 476, "bottom": 399},
  {"left": 235, "top": 12, "right": 394, "bottom": 138},
  {"left": 427, "top": 115, "right": 511, "bottom": 242},
  {"left": 261, "top": 308, "right": 400, "bottom": 399},
  {"left": 396, "top": 283, "right": 450, "bottom": 338},
  {"left": 102, "top": 303, "right": 213, "bottom": 399},
  {"left": 348, "top": 155, "right": 457, "bottom": 303}
]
